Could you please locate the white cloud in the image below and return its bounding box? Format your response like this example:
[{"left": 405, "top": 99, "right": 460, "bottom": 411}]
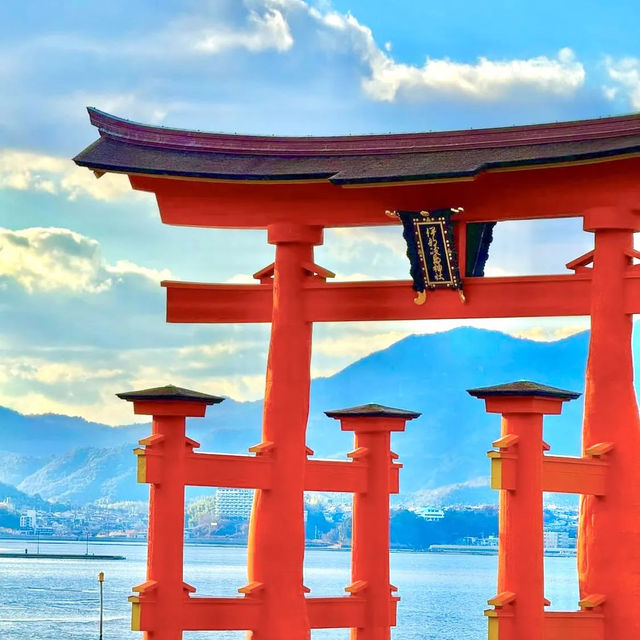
[
  {"left": 603, "top": 56, "right": 640, "bottom": 109},
  {"left": 366, "top": 47, "right": 585, "bottom": 103},
  {"left": 63, "top": 92, "right": 173, "bottom": 126},
  {"left": 0, "top": 149, "right": 134, "bottom": 201},
  {"left": 313, "top": 330, "right": 407, "bottom": 361},
  {"left": 129, "top": 1, "right": 298, "bottom": 58},
  {"left": 510, "top": 324, "right": 588, "bottom": 342},
  {"left": 226, "top": 273, "right": 256, "bottom": 284},
  {"left": 0, "top": 359, "right": 123, "bottom": 386},
  {"left": 0, "top": 227, "right": 171, "bottom": 294},
  {"left": 193, "top": 7, "right": 294, "bottom": 53},
  {"left": 0, "top": 346, "right": 268, "bottom": 425},
  {"left": 52, "top": 2, "right": 585, "bottom": 106},
  {"left": 310, "top": 11, "right": 584, "bottom": 102}
]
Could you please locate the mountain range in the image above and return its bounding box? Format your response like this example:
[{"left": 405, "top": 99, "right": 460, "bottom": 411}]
[{"left": 1, "top": 326, "right": 638, "bottom": 507}]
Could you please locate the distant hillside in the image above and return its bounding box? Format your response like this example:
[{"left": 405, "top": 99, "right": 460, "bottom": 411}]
[
  {"left": 0, "top": 450, "right": 51, "bottom": 486},
  {"left": 0, "top": 480, "right": 66, "bottom": 511},
  {"left": 1, "top": 326, "right": 638, "bottom": 505},
  {"left": 17, "top": 445, "right": 149, "bottom": 504},
  {"left": 0, "top": 406, "right": 146, "bottom": 457}
]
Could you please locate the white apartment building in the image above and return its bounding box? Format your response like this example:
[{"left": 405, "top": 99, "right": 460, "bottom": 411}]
[
  {"left": 411, "top": 506, "right": 445, "bottom": 521},
  {"left": 20, "top": 509, "right": 37, "bottom": 530},
  {"left": 544, "top": 531, "right": 575, "bottom": 549},
  {"left": 214, "top": 489, "right": 254, "bottom": 520}
]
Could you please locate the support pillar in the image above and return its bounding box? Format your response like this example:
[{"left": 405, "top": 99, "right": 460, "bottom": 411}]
[
  {"left": 468, "top": 381, "right": 579, "bottom": 640},
  {"left": 579, "top": 206, "right": 640, "bottom": 640},
  {"left": 118, "top": 385, "right": 223, "bottom": 640},
  {"left": 247, "top": 223, "right": 323, "bottom": 640},
  {"left": 325, "top": 403, "right": 420, "bottom": 640}
]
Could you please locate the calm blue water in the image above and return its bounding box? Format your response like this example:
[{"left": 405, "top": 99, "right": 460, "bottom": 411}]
[{"left": 0, "top": 539, "right": 579, "bottom": 639}]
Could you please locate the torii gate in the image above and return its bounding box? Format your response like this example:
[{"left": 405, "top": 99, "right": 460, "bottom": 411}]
[{"left": 75, "top": 109, "right": 640, "bottom": 640}]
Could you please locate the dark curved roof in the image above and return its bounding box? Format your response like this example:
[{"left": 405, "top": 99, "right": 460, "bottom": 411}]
[{"left": 74, "top": 108, "right": 640, "bottom": 185}]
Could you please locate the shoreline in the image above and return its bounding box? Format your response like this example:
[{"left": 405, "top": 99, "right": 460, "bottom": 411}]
[
  {"left": 0, "top": 551, "right": 125, "bottom": 560},
  {"left": 0, "top": 536, "right": 575, "bottom": 557}
]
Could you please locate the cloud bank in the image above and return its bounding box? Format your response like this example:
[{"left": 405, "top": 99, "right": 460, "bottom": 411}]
[{"left": 0, "top": 150, "right": 134, "bottom": 201}]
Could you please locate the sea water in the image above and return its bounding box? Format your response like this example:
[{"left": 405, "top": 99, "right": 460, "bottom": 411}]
[{"left": 0, "top": 539, "right": 578, "bottom": 639}]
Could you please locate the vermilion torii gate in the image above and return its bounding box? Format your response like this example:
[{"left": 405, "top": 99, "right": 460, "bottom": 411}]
[{"left": 75, "top": 109, "right": 640, "bottom": 640}]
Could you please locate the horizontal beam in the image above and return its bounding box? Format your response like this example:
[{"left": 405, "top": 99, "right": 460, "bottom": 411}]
[
  {"left": 489, "top": 451, "right": 608, "bottom": 495},
  {"left": 132, "top": 158, "right": 640, "bottom": 228},
  {"left": 305, "top": 459, "right": 367, "bottom": 493},
  {"left": 186, "top": 453, "right": 272, "bottom": 488},
  {"left": 306, "top": 596, "right": 366, "bottom": 629},
  {"left": 138, "top": 450, "right": 400, "bottom": 493},
  {"left": 544, "top": 611, "right": 604, "bottom": 640},
  {"left": 182, "top": 597, "right": 261, "bottom": 631},
  {"left": 164, "top": 271, "right": 640, "bottom": 324},
  {"left": 486, "top": 609, "right": 604, "bottom": 640},
  {"left": 543, "top": 455, "right": 607, "bottom": 495},
  {"left": 303, "top": 274, "right": 597, "bottom": 321},
  {"left": 164, "top": 281, "right": 273, "bottom": 323},
  {"left": 138, "top": 451, "right": 272, "bottom": 488}
]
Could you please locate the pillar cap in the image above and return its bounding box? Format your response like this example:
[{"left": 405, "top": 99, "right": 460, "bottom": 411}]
[
  {"left": 325, "top": 403, "right": 421, "bottom": 419},
  {"left": 466, "top": 380, "right": 580, "bottom": 401},
  {"left": 116, "top": 384, "right": 225, "bottom": 405}
]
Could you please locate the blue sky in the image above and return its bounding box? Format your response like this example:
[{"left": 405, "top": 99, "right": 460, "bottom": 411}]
[{"left": 0, "top": 0, "right": 638, "bottom": 423}]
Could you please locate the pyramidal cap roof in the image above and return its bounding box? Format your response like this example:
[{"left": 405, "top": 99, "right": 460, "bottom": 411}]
[
  {"left": 466, "top": 381, "right": 580, "bottom": 400},
  {"left": 73, "top": 108, "right": 640, "bottom": 185},
  {"left": 325, "top": 403, "right": 421, "bottom": 419},
  {"left": 116, "top": 384, "right": 224, "bottom": 404}
]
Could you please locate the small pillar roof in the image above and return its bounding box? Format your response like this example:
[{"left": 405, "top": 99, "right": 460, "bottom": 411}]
[
  {"left": 116, "top": 384, "right": 224, "bottom": 404},
  {"left": 325, "top": 403, "right": 421, "bottom": 419},
  {"left": 466, "top": 380, "right": 580, "bottom": 400}
]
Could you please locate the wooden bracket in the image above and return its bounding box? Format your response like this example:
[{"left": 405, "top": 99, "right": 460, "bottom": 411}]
[
  {"left": 579, "top": 593, "right": 606, "bottom": 610},
  {"left": 566, "top": 250, "right": 594, "bottom": 272},
  {"left": 347, "top": 446, "right": 369, "bottom": 460},
  {"left": 138, "top": 434, "right": 165, "bottom": 447},
  {"left": 302, "top": 261, "right": 335, "bottom": 280},
  {"left": 487, "top": 591, "right": 516, "bottom": 608},
  {"left": 492, "top": 434, "right": 519, "bottom": 450},
  {"left": 249, "top": 441, "right": 275, "bottom": 456},
  {"left": 252, "top": 263, "right": 275, "bottom": 283},
  {"left": 238, "top": 581, "right": 264, "bottom": 596},
  {"left": 345, "top": 580, "right": 368, "bottom": 594},
  {"left": 585, "top": 442, "right": 614, "bottom": 457}
]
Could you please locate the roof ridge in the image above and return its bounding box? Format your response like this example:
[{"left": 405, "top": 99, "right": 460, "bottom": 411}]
[{"left": 86, "top": 107, "right": 640, "bottom": 158}]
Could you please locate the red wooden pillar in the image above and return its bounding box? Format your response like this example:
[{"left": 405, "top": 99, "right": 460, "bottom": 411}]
[
  {"left": 118, "top": 385, "right": 223, "bottom": 640},
  {"left": 468, "top": 381, "right": 579, "bottom": 640},
  {"left": 579, "top": 206, "right": 640, "bottom": 640},
  {"left": 326, "top": 404, "right": 420, "bottom": 640},
  {"left": 247, "top": 223, "right": 323, "bottom": 640}
]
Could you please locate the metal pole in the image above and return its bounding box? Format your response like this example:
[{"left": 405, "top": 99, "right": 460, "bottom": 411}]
[{"left": 98, "top": 571, "right": 104, "bottom": 640}]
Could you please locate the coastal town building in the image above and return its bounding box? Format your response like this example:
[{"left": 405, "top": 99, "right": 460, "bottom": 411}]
[
  {"left": 214, "top": 489, "right": 254, "bottom": 520},
  {"left": 19, "top": 510, "right": 36, "bottom": 531},
  {"left": 410, "top": 506, "right": 445, "bottom": 521}
]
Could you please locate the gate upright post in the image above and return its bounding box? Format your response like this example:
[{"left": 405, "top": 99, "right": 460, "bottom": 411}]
[
  {"left": 468, "top": 381, "right": 579, "bottom": 640},
  {"left": 579, "top": 207, "right": 640, "bottom": 640},
  {"left": 247, "top": 223, "right": 323, "bottom": 640},
  {"left": 326, "top": 403, "right": 420, "bottom": 640},
  {"left": 118, "top": 385, "right": 223, "bottom": 640}
]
